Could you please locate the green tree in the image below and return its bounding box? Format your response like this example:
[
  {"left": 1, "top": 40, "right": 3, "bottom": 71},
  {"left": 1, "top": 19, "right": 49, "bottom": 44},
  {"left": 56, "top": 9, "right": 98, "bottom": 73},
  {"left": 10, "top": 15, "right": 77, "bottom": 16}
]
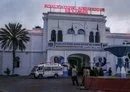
[{"left": 0, "top": 23, "right": 30, "bottom": 74}]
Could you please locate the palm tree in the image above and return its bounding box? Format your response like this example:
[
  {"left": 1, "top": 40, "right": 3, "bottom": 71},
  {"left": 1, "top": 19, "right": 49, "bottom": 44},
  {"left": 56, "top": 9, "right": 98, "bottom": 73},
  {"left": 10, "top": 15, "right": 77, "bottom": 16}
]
[{"left": 0, "top": 23, "right": 30, "bottom": 74}]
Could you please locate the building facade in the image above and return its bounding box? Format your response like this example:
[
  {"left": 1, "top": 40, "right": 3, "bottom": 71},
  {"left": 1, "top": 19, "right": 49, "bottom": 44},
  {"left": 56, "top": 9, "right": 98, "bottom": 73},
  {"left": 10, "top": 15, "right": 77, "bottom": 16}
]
[
  {"left": 43, "top": 12, "right": 130, "bottom": 75},
  {"left": 0, "top": 12, "right": 130, "bottom": 75}
]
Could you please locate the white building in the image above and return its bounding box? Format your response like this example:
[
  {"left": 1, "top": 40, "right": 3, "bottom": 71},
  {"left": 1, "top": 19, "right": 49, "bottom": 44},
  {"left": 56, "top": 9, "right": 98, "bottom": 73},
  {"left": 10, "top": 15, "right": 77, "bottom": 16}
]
[
  {"left": 0, "top": 27, "right": 46, "bottom": 75},
  {"left": 0, "top": 12, "right": 130, "bottom": 75}
]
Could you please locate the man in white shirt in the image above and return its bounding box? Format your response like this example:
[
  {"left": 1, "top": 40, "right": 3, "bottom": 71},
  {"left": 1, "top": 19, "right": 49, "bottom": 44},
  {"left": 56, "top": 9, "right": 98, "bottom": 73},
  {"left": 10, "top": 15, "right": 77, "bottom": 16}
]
[{"left": 71, "top": 66, "right": 79, "bottom": 86}]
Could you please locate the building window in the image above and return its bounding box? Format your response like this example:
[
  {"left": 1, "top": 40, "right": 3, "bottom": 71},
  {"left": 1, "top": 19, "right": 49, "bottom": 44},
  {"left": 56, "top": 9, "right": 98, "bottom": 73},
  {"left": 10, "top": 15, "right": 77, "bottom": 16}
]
[
  {"left": 96, "top": 24, "right": 99, "bottom": 31},
  {"left": 51, "top": 30, "right": 56, "bottom": 42},
  {"left": 95, "top": 32, "right": 100, "bottom": 43},
  {"left": 89, "top": 31, "right": 94, "bottom": 42},
  {"left": 57, "top": 30, "right": 63, "bottom": 42},
  {"left": 67, "top": 28, "right": 75, "bottom": 34},
  {"left": 15, "top": 56, "right": 20, "bottom": 68},
  {"left": 78, "top": 29, "right": 85, "bottom": 35}
]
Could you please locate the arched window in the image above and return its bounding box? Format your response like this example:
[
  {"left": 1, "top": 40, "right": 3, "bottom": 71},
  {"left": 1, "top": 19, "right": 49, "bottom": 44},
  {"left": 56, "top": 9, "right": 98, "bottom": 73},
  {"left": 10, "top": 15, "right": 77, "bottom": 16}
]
[
  {"left": 51, "top": 30, "right": 56, "bottom": 42},
  {"left": 57, "top": 30, "right": 63, "bottom": 42},
  {"left": 78, "top": 29, "right": 85, "bottom": 35},
  {"left": 89, "top": 31, "right": 94, "bottom": 42},
  {"left": 67, "top": 28, "right": 75, "bottom": 34},
  {"left": 95, "top": 32, "right": 100, "bottom": 43}
]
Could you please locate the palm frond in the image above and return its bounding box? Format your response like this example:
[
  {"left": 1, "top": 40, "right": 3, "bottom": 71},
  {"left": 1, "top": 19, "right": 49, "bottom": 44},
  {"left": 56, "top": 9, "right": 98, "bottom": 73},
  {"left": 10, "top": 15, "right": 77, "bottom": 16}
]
[{"left": 0, "top": 22, "right": 30, "bottom": 51}]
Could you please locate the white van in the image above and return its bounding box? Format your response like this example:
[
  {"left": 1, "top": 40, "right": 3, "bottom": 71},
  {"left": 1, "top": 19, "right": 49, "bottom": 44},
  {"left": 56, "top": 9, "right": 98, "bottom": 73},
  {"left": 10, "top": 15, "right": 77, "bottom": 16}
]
[{"left": 30, "top": 63, "right": 63, "bottom": 79}]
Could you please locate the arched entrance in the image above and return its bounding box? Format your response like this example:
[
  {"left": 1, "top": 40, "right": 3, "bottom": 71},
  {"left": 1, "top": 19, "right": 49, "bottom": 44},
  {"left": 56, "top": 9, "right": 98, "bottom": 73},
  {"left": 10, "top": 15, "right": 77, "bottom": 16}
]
[{"left": 67, "top": 53, "right": 90, "bottom": 75}]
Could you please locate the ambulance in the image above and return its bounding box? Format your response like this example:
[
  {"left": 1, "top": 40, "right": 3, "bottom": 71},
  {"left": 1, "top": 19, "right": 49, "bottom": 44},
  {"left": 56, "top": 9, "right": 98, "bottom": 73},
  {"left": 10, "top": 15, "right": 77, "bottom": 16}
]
[{"left": 30, "top": 63, "right": 63, "bottom": 79}]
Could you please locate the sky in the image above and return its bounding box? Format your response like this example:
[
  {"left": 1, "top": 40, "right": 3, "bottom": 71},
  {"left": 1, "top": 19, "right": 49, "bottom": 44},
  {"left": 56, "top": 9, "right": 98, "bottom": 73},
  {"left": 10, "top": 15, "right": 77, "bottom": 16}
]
[{"left": 0, "top": 0, "right": 130, "bottom": 33}]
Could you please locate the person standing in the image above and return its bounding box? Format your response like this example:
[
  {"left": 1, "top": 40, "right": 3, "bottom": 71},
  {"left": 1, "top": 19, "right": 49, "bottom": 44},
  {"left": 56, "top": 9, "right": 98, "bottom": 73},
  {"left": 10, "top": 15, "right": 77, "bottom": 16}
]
[
  {"left": 99, "top": 68, "right": 104, "bottom": 76},
  {"left": 81, "top": 67, "right": 90, "bottom": 87},
  {"left": 108, "top": 67, "right": 112, "bottom": 76},
  {"left": 71, "top": 66, "right": 79, "bottom": 86}
]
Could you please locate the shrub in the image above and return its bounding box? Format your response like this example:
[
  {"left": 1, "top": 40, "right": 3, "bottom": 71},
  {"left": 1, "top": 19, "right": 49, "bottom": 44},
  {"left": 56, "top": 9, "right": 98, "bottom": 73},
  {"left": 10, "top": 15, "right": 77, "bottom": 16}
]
[{"left": 4, "top": 68, "right": 11, "bottom": 76}]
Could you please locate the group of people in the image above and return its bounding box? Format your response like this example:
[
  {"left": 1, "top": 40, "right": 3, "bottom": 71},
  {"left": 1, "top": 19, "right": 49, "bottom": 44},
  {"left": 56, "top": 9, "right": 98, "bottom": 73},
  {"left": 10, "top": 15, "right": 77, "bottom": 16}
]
[
  {"left": 89, "top": 67, "right": 112, "bottom": 76},
  {"left": 71, "top": 66, "right": 90, "bottom": 86},
  {"left": 70, "top": 66, "right": 112, "bottom": 86}
]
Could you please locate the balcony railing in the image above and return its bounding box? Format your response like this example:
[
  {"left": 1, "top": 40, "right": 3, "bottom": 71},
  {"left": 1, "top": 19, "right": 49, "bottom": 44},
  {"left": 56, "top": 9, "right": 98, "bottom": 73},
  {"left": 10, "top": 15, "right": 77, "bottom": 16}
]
[{"left": 48, "top": 42, "right": 107, "bottom": 51}]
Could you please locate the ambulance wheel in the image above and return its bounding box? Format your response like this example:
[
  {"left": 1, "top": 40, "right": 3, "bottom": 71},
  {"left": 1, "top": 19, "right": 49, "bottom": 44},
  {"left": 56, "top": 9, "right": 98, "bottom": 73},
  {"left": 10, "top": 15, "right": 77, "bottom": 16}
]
[
  {"left": 30, "top": 74, "right": 35, "bottom": 79},
  {"left": 38, "top": 74, "right": 43, "bottom": 79},
  {"left": 54, "top": 74, "right": 58, "bottom": 78}
]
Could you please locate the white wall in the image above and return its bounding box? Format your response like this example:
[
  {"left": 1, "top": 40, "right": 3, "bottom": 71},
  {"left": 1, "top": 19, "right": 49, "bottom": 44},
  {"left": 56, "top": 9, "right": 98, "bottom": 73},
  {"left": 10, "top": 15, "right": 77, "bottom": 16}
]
[
  {"left": 107, "top": 38, "right": 125, "bottom": 45},
  {"left": 47, "top": 50, "right": 118, "bottom": 74},
  {"left": 0, "top": 52, "right": 3, "bottom": 75},
  {"left": 0, "top": 29, "right": 45, "bottom": 75},
  {"left": 2, "top": 52, "right": 13, "bottom": 75},
  {"left": 14, "top": 52, "right": 30, "bottom": 75},
  {"left": 31, "top": 35, "right": 43, "bottom": 51},
  {"left": 106, "top": 52, "right": 117, "bottom": 74},
  {"left": 1, "top": 51, "right": 45, "bottom": 75},
  {"left": 47, "top": 13, "right": 106, "bottom": 43}
]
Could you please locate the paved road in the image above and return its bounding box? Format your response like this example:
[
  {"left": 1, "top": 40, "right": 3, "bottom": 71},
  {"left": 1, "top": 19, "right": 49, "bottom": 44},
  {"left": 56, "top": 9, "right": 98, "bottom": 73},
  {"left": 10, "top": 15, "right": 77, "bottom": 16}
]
[{"left": 0, "top": 76, "right": 93, "bottom": 92}]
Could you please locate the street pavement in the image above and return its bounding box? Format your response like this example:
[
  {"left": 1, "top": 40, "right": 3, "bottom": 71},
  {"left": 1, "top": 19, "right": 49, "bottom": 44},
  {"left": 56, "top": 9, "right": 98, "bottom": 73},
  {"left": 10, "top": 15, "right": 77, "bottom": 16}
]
[{"left": 0, "top": 76, "right": 94, "bottom": 92}]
